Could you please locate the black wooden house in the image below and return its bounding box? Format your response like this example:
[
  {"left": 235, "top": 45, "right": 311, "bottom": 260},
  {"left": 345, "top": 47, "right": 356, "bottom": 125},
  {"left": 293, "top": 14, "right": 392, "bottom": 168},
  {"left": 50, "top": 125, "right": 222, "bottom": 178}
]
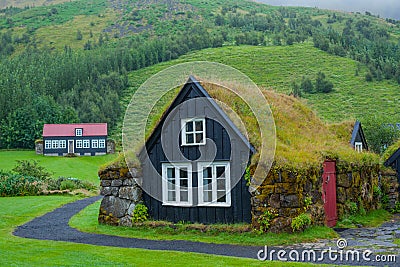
[
  {"left": 385, "top": 147, "right": 400, "bottom": 185},
  {"left": 139, "top": 76, "right": 254, "bottom": 224},
  {"left": 42, "top": 123, "right": 107, "bottom": 156},
  {"left": 350, "top": 120, "right": 368, "bottom": 152}
]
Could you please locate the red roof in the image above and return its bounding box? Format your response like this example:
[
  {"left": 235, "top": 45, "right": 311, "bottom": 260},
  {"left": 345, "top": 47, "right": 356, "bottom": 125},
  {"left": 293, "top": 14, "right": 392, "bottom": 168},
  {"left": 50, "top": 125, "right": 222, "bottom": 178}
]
[{"left": 43, "top": 123, "right": 107, "bottom": 137}]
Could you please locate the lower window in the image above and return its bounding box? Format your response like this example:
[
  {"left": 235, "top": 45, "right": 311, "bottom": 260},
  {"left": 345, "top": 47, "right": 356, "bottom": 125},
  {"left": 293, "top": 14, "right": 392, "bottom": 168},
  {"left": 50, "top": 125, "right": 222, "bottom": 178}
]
[
  {"left": 198, "top": 162, "right": 231, "bottom": 207},
  {"left": 162, "top": 163, "right": 192, "bottom": 206}
]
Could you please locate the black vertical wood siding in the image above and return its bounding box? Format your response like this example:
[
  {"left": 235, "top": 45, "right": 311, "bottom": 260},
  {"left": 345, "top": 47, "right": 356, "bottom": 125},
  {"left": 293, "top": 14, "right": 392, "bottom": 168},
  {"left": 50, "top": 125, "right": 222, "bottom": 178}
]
[{"left": 141, "top": 81, "right": 252, "bottom": 224}]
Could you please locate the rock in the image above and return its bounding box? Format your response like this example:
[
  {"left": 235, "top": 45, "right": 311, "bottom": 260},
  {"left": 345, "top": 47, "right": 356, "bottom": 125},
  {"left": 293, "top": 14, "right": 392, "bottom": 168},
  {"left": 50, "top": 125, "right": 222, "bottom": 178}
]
[
  {"left": 100, "top": 187, "right": 111, "bottom": 196},
  {"left": 123, "top": 178, "right": 134, "bottom": 186},
  {"left": 269, "top": 194, "right": 280, "bottom": 208},
  {"left": 111, "top": 179, "right": 123, "bottom": 187},
  {"left": 119, "top": 216, "right": 133, "bottom": 227},
  {"left": 127, "top": 203, "right": 136, "bottom": 216},
  {"left": 111, "top": 187, "right": 119, "bottom": 196},
  {"left": 280, "top": 194, "right": 299, "bottom": 208},
  {"left": 101, "top": 180, "right": 112, "bottom": 187}
]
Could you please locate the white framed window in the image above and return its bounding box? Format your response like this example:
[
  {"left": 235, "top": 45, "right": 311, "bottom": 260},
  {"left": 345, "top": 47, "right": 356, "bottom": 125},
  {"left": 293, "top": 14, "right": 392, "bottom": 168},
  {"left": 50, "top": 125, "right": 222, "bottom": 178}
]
[
  {"left": 51, "top": 140, "right": 59, "bottom": 149},
  {"left": 181, "top": 118, "right": 206, "bottom": 146},
  {"left": 92, "top": 139, "right": 98, "bottom": 148},
  {"left": 75, "top": 128, "right": 83, "bottom": 136},
  {"left": 198, "top": 162, "right": 231, "bottom": 207},
  {"left": 99, "top": 139, "right": 106, "bottom": 148},
  {"left": 162, "top": 163, "right": 192, "bottom": 206},
  {"left": 76, "top": 140, "right": 83, "bottom": 148},
  {"left": 355, "top": 142, "right": 363, "bottom": 152},
  {"left": 59, "top": 140, "right": 66, "bottom": 149},
  {"left": 45, "top": 140, "right": 51, "bottom": 149},
  {"left": 83, "top": 139, "right": 90, "bottom": 148}
]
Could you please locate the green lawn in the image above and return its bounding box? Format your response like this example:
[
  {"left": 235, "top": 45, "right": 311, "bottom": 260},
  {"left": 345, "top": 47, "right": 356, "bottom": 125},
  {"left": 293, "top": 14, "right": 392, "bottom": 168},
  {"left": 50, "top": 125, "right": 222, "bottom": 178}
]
[
  {"left": 70, "top": 200, "right": 338, "bottom": 247},
  {"left": 0, "top": 196, "right": 312, "bottom": 266},
  {"left": 0, "top": 150, "right": 118, "bottom": 184}
]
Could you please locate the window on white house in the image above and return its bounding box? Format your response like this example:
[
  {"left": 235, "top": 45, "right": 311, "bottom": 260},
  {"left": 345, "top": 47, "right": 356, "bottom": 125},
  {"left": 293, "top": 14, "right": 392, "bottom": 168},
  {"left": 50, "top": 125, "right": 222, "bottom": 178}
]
[
  {"left": 51, "top": 140, "right": 59, "bottom": 149},
  {"left": 162, "top": 163, "right": 192, "bottom": 206},
  {"left": 75, "top": 128, "right": 83, "bottom": 136},
  {"left": 355, "top": 142, "right": 363, "bottom": 152},
  {"left": 83, "top": 140, "right": 90, "bottom": 148},
  {"left": 198, "top": 162, "right": 231, "bottom": 207},
  {"left": 92, "top": 139, "right": 98, "bottom": 148},
  {"left": 181, "top": 118, "right": 206, "bottom": 146},
  {"left": 99, "top": 139, "right": 106, "bottom": 148},
  {"left": 76, "top": 140, "right": 83, "bottom": 148},
  {"left": 45, "top": 140, "right": 51, "bottom": 149},
  {"left": 59, "top": 140, "right": 66, "bottom": 149}
]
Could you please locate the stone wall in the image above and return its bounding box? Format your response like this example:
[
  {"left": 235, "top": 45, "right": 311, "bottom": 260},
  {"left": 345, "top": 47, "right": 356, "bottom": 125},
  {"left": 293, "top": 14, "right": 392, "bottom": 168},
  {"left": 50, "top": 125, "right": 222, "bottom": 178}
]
[
  {"left": 381, "top": 171, "right": 399, "bottom": 210},
  {"left": 98, "top": 165, "right": 142, "bottom": 227},
  {"left": 35, "top": 140, "right": 43, "bottom": 155},
  {"left": 251, "top": 162, "right": 380, "bottom": 233},
  {"left": 106, "top": 140, "right": 116, "bottom": 154}
]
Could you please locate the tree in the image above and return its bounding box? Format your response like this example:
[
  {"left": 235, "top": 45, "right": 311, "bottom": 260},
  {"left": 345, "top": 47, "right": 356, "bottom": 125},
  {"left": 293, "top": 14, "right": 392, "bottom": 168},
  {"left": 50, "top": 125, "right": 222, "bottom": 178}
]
[
  {"left": 291, "top": 81, "right": 302, "bottom": 97},
  {"left": 363, "top": 117, "right": 400, "bottom": 154},
  {"left": 300, "top": 76, "right": 313, "bottom": 93},
  {"left": 315, "top": 71, "right": 334, "bottom": 93}
]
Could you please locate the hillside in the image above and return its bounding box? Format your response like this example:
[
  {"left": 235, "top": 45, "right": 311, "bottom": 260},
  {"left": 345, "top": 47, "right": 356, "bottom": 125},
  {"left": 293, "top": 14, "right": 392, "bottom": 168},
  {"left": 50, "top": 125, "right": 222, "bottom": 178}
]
[
  {"left": 0, "top": 0, "right": 399, "bottom": 150},
  {"left": 125, "top": 44, "right": 400, "bottom": 123}
]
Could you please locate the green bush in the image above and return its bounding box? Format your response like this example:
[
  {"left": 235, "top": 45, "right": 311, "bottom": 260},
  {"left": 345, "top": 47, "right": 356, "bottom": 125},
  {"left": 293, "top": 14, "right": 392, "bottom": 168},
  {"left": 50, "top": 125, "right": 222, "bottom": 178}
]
[
  {"left": 391, "top": 202, "right": 400, "bottom": 214},
  {"left": 256, "top": 209, "right": 278, "bottom": 233},
  {"left": 132, "top": 204, "right": 149, "bottom": 223},
  {"left": 291, "top": 213, "right": 311, "bottom": 232},
  {"left": 12, "top": 160, "right": 52, "bottom": 180},
  {"left": 345, "top": 201, "right": 358, "bottom": 215},
  {"left": 0, "top": 171, "right": 43, "bottom": 196}
]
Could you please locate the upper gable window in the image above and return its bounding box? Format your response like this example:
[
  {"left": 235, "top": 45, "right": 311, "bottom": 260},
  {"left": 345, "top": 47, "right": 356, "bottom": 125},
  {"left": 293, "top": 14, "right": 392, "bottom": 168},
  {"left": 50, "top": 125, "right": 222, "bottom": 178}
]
[
  {"left": 181, "top": 118, "right": 206, "bottom": 146},
  {"left": 355, "top": 142, "right": 363, "bottom": 153},
  {"left": 75, "top": 128, "right": 83, "bottom": 136}
]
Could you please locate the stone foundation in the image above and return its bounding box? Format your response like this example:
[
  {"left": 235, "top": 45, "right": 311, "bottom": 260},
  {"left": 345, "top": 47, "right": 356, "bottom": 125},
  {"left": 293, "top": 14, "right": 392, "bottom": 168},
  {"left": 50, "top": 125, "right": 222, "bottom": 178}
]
[{"left": 98, "top": 166, "right": 142, "bottom": 226}]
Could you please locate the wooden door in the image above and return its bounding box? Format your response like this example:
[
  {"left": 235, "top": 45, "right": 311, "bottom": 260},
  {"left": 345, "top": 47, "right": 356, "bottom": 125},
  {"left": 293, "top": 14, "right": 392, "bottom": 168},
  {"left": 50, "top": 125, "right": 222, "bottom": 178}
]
[
  {"left": 68, "top": 140, "right": 74, "bottom": 154},
  {"left": 322, "top": 160, "right": 337, "bottom": 227}
]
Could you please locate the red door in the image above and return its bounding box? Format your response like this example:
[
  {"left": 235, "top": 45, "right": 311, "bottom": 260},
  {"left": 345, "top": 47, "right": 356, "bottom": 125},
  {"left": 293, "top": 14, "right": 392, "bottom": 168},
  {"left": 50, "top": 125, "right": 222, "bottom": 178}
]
[{"left": 322, "top": 160, "right": 337, "bottom": 227}]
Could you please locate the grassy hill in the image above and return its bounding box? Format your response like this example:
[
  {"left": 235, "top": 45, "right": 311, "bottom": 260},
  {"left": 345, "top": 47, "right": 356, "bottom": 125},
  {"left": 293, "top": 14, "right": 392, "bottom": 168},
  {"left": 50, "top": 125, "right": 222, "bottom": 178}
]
[{"left": 125, "top": 43, "right": 400, "bottom": 124}]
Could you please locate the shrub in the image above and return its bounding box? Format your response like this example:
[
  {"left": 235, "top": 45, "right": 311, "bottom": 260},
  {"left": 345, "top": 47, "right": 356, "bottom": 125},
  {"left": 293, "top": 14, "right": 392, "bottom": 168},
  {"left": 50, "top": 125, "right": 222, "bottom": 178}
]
[
  {"left": 291, "top": 213, "right": 311, "bottom": 232},
  {"left": 391, "top": 202, "right": 400, "bottom": 214},
  {"left": 0, "top": 171, "right": 43, "bottom": 196},
  {"left": 345, "top": 201, "right": 358, "bottom": 215},
  {"left": 132, "top": 204, "right": 149, "bottom": 223},
  {"left": 256, "top": 209, "right": 278, "bottom": 233},
  {"left": 12, "top": 160, "right": 52, "bottom": 180}
]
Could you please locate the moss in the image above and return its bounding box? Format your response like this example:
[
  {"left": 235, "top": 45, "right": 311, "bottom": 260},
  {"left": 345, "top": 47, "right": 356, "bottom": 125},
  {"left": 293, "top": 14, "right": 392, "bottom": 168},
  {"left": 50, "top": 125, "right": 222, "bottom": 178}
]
[{"left": 382, "top": 139, "right": 400, "bottom": 163}]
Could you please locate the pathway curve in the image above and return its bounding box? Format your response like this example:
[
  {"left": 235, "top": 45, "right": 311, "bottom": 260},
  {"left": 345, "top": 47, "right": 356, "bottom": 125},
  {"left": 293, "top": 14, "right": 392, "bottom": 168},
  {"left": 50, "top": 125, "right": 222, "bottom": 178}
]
[{"left": 13, "top": 196, "right": 399, "bottom": 266}]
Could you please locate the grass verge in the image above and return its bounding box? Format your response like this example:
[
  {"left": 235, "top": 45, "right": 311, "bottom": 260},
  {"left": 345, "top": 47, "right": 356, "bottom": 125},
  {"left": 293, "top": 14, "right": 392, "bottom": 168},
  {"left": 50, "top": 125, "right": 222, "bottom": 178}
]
[
  {"left": 336, "top": 209, "right": 392, "bottom": 228},
  {"left": 0, "top": 195, "right": 312, "bottom": 266},
  {"left": 70, "top": 200, "right": 339, "bottom": 246}
]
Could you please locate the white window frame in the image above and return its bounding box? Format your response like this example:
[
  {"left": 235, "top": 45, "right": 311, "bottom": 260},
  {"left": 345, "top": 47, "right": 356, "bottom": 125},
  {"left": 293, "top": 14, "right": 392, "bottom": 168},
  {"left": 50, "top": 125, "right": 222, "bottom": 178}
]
[
  {"left": 51, "top": 140, "right": 59, "bottom": 149},
  {"left": 45, "top": 140, "right": 51, "bottom": 149},
  {"left": 99, "top": 139, "right": 106, "bottom": 148},
  {"left": 75, "top": 128, "right": 83, "bottom": 136},
  {"left": 83, "top": 139, "right": 90, "bottom": 148},
  {"left": 355, "top": 142, "right": 363, "bottom": 152},
  {"left": 92, "top": 139, "right": 98, "bottom": 148},
  {"left": 76, "top": 140, "right": 83, "bottom": 148},
  {"left": 59, "top": 140, "right": 66, "bottom": 149},
  {"left": 198, "top": 162, "right": 231, "bottom": 207},
  {"left": 181, "top": 118, "right": 206, "bottom": 146},
  {"left": 162, "top": 163, "right": 193, "bottom": 206}
]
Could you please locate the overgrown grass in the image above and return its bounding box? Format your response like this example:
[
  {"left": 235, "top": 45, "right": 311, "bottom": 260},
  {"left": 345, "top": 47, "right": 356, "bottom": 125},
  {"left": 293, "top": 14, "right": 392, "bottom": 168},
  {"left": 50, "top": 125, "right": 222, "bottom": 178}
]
[
  {"left": 337, "top": 209, "right": 392, "bottom": 228},
  {"left": 70, "top": 201, "right": 339, "bottom": 246},
  {"left": 0, "top": 196, "right": 311, "bottom": 266},
  {"left": 0, "top": 150, "right": 118, "bottom": 184}
]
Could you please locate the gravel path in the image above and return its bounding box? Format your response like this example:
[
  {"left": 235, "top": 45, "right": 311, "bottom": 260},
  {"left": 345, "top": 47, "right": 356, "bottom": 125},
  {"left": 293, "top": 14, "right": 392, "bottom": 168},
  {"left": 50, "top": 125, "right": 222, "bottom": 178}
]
[{"left": 13, "top": 196, "right": 399, "bottom": 266}]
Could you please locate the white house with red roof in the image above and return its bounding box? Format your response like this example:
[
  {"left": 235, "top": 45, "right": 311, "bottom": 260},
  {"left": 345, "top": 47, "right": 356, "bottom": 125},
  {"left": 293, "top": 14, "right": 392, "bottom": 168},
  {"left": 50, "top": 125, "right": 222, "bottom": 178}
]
[{"left": 42, "top": 123, "right": 108, "bottom": 156}]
